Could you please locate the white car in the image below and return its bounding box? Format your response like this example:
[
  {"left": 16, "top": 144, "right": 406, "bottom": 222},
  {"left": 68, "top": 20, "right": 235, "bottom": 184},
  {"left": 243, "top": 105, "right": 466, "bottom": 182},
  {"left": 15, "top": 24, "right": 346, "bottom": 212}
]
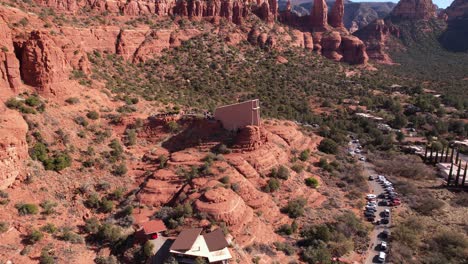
[
  {"left": 380, "top": 241, "right": 388, "bottom": 250},
  {"left": 367, "top": 202, "right": 378, "bottom": 207},
  {"left": 359, "top": 156, "right": 366, "bottom": 161},
  {"left": 355, "top": 149, "right": 362, "bottom": 154},
  {"left": 366, "top": 194, "right": 377, "bottom": 199},
  {"left": 378, "top": 252, "right": 386, "bottom": 262}
]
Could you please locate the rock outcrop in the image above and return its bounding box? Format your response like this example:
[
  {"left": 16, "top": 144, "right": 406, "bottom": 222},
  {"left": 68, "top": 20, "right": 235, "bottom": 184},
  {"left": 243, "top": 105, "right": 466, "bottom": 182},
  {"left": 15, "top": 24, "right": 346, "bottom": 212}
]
[
  {"left": 354, "top": 19, "right": 399, "bottom": 64},
  {"left": 0, "top": 108, "right": 28, "bottom": 190},
  {"left": 329, "top": 0, "right": 345, "bottom": 28},
  {"left": 321, "top": 31, "right": 343, "bottom": 61},
  {"left": 340, "top": 35, "right": 369, "bottom": 65},
  {"left": 233, "top": 126, "right": 268, "bottom": 151},
  {"left": 0, "top": 18, "right": 21, "bottom": 92},
  {"left": 310, "top": 0, "right": 328, "bottom": 29},
  {"left": 390, "top": 0, "right": 436, "bottom": 20},
  {"left": 19, "top": 31, "right": 70, "bottom": 94},
  {"left": 445, "top": 0, "right": 468, "bottom": 20}
]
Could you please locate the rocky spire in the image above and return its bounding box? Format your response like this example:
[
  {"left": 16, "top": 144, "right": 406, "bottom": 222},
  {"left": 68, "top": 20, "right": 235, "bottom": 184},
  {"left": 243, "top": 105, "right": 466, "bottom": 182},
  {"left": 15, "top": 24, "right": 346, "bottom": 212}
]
[
  {"left": 391, "top": 0, "right": 436, "bottom": 20},
  {"left": 310, "top": 0, "right": 328, "bottom": 29},
  {"left": 329, "top": 0, "right": 344, "bottom": 28}
]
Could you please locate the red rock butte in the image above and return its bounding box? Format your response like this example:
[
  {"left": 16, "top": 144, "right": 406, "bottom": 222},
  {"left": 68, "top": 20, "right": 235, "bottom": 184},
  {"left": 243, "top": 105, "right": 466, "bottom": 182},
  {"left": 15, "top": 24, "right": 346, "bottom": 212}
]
[{"left": 214, "top": 99, "right": 261, "bottom": 131}]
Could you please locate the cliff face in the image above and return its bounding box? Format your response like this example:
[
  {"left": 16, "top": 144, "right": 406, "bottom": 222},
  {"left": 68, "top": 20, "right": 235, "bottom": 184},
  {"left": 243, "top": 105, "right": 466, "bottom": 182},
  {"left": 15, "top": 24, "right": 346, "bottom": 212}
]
[
  {"left": 19, "top": 31, "right": 71, "bottom": 94},
  {"left": 0, "top": 108, "right": 28, "bottom": 190},
  {"left": 33, "top": 0, "right": 278, "bottom": 25},
  {"left": 390, "top": 0, "right": 436, "bottom": 20},
  {"left": 0, "top": 18, "right": 21, "bottom": 93},
  {"left": 310, "top": 0, "right": 328, "bottom": 29},
  {"left": 329, "top": 0, "right": 345, "bottom": 28},
  {"left": 440, "top": 0, "right": 468, "bottom": 52}
]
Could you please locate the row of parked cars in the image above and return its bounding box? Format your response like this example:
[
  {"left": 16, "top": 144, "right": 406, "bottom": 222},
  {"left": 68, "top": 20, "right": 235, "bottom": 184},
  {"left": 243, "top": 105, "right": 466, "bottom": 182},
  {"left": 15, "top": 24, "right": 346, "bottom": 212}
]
[{"left": 369, "top": 175, "right": 401, "bottom": 206}]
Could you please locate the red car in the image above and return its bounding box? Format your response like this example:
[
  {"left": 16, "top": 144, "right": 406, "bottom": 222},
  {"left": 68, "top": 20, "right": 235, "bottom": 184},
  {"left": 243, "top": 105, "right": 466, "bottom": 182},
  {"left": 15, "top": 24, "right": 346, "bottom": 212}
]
[{"left": 391, "top": 199, "right": 401, "bottom": 206}]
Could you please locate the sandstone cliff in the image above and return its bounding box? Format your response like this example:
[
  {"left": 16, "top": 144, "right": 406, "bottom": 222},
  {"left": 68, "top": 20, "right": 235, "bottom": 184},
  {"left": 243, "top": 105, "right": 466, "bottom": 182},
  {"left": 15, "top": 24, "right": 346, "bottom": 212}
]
[
  {"left": 0, "top": 108, "right": 28, "bottom": 190},
  {"left": 0, "top": 18, "right": 21, "bottom": 93},
  {"left": 329, "top": 0, "right": 345, "bottom": 28}
]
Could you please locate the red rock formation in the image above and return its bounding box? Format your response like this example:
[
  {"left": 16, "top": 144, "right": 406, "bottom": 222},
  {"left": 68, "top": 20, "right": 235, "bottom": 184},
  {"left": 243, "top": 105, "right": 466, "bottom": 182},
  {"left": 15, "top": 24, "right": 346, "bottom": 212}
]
[
  {"left": 390, "top": 0, "right": 436, "bottom": 20},
  {"left": 354, "top": 19, "right": 399, "bottom": 64},
  {"left": 0, "top": 18, "right": 21, "bottom": 92},
  {"left": 0, "top": 108, "right": 28, "bottom": 190},
  {"left": 116, "top": 29, "right": 148, "bottom": 61},
  {"left": 19, "top": 31, "right": 70, "bottom": 93},
  {"left": 340, "top": 35, "right": 368, "bottom": 65},
  {"left": 329, "top": 0, "right": 344, "bottom": 28},
  {"left": 321, "top": 31, "right": 342, "bottom": 61},
  {"left": 310, "top": 0, "right": 328, "bottom": 29},
  {"left": 233, "top": 126, "right": 268, "bottom": 151},
  {"left": 303, "top": 32, "right": 314, "bottom": 50}
]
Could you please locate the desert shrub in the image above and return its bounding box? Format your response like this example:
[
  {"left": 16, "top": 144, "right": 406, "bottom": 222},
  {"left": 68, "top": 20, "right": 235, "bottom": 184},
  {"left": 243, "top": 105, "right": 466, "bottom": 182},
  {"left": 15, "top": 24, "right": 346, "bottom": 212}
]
[
  {"left": 84, "top": 217, "right": 100, "bottom": 234},
  {"left": 25, "top": 95, "right": 41, "bottom": 107},
  {"left": 167, "top": 121, "right": 179, "bottom": 133},
  {"left": 302, "top": 244, "right": 332, "bottom": 264},
  {"left": 299, "top": 149, "right": 311, "bottom": 161},
  {"left": 426, "top": 229, "right": 468, "bottom": 263},
  {"left": 94, "top": 256, "right": 118, "bottom": 264},
  {"left": 65, "top": 97, "right": 80, "bottom": 104},
  {"left": 15, "top": 203, "right": 39, "bottom": 215},
  {"left": 110, "top": 187, "right": 126, "bottom": 200},
  {"left": 220, "top": 176, "right": 230, "bottom": 184},
  {"left": 143, "top": 240, "right": 155, "bottom": 257},
  {"left": 0, "top": 221, "right": 8, "bottom": 233},
  {"left": 318, "top": 139, "right": 338, "bottom": 154},
  {"left": 112, "top": 163, "right": 128, "bottom": 176},
  {"left": 40, "top": 223, "right": 57, "bottom": 234},
  {"left": 281, "top": 198, "right": 307, "bottom": 218},
  {"left": 86, "top": 111, "right": 100, "bottom": 120},
  {"left": 85, "top": 193, "right": 100, "bottom": 209},
  {"left": 264, "top": 178, "right": 280, "bottom": 193},
  {"left": 40, "top": 200, "right": 58, "bottom": 215},
  {"left": 125, "top": 129, "right": 137, "bottom": 146},
  {"left": 96, "top": 223, "right": 124, "bottom": 243},
  {"left": 158, "top": 155, "right": 168, "bottom": 168},
  {"left": 374, "top": 153, "right": 434, "bottom": 180},
  {"left": 411, "top": 196, "right": 444, "bottom": 215},
  {"left": 109, "top": 139, "right": 124, "bottom": 158},
  {"left": 276, "top": 224, "right": 293, "bottom": 235},
  {"left": 275, "top": 165, "right": 290, "bottom": 180},
  {"left": 100, "top": 198, "right": 114, "bottom": 213},
  {"left": 60, "top": 228, "right": 84, "bottom": 244},
  {"left": 30, "top": 142, "right": 48, "bottom": 162},
  {"left": 305, "top": 177, "right": 319, "bottom": 188},
  {"left": 274, "top": 242, "right": 296, "bottom": 256},
  {"left": 28, "top": 229, "right": 44, "bottom": 244},
  {"left": 74, "top": 116, "right": 89, "bottom": 127},
  {"left": 215, "top": 144, "right": 231, "bottom": 154},
  {"left": 291, "top": 163, "right": 304, "bottom": 173},
  {"left": 39, "top": 249, "right": 55, "bottom": 264},
  {"left": 231, "top": 183, "right": 240, "bottom": 193}
]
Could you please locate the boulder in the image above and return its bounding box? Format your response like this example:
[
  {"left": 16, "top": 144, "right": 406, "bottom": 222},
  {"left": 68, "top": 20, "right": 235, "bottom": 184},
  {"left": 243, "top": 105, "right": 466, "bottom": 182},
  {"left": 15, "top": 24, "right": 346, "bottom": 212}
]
[{"left": 321, "top": 31, "right": 342, "bottom": 61}]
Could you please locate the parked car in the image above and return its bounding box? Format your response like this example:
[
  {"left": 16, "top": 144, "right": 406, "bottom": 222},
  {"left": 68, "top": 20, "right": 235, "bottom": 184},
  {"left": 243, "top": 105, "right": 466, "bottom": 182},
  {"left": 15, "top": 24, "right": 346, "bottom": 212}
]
[
  {"left": 380, "top": 199, "right": 389, "bottom": 206},
  {"left": 367, "top": 201, "right": 378, "bottom": 207},
  {"left": 378, "top": 252, "right": 386, "bottom": 262},
  {"left": 380, "top": 241, "right": 388, "bottom": 250},
  {"left": 391, "top": 200, "right": 401, "bottom": 206},
  {"left": 379, "top": 230, "right": 389, "bottom": 239},
  {"left": 359, "top": 156, "right": 366, "bottom": 161},
  {"left": 381, "top": 217, "right": 390, "bottom": 224},
  {"left": 366, "top": 194, "right": 377, "bottom": 199},
  {"left": 364, "top": 211, "right": 375, "bottom": 217},
  {"left": 382, "top": 209, "right": 390, "bottom": 217},
  {"left": 368, "top": 175, "right": 374, "bottom": 181},
  {"left": 366, "top": 206, "right": 377, "bottom": 212}
]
